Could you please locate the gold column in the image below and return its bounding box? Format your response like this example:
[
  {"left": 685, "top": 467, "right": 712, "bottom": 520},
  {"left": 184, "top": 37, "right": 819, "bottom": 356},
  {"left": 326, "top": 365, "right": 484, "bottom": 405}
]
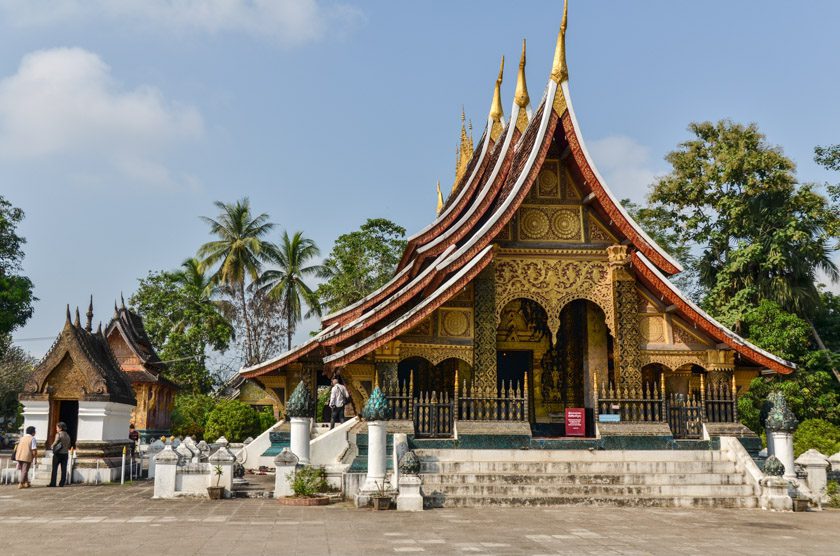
[
  {"left": 473, "top": 265, "right": 498, "bottom": 396},
  {"left": 608, "top": 245, "right": 642, "bottom": 390}
]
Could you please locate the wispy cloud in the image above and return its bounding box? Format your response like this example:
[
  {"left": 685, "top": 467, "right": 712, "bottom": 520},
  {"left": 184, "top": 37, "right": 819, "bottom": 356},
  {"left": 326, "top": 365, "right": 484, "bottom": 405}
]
[
  {"left": 0, "top": 0, "right": 364, "bottom": 46},
  {"left": 588, "top": 135, "right": 663, "bottom": 202},
  {"left": 0, "top": 48, "right": 204, "bottom": 189}
]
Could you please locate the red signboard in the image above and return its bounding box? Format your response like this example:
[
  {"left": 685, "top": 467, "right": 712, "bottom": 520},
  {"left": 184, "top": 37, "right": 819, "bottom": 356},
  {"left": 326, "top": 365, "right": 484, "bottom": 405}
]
[{"left": 565, "top": 408, "right": 586, "bottom": 437}]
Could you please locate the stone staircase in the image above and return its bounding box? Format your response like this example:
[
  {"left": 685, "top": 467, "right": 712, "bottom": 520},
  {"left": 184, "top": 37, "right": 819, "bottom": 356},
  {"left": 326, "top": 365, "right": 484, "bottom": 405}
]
[{"left": 417, "top": 449, "right": 759, "bottom": 508}]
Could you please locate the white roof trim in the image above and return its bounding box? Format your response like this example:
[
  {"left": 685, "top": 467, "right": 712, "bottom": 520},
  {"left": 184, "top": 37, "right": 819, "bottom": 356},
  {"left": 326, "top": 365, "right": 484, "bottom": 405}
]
[
  {"left": 239, "top": 322, "right": 338, "bottom": 375},
  {"left": 417, "top": 109, "right": 518, "bottom": 256},
  {"left": 561, "top": 81, "right": 684, "bottom": 274},
  {"left": 324, "top": 245, "right": 494, "bottom": 364},
  {"left": 635, "top": 252, "right": 794, "bottom": 369}
]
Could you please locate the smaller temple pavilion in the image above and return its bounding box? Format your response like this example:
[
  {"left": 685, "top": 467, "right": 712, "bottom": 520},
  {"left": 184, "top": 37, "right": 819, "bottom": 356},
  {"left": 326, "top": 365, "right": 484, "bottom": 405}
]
[
  {"left": 106, "top": 298, "right": 177, "bottom": 440},
  {"left": 20, "top": 304, "right": 136, "bottom": 482}
]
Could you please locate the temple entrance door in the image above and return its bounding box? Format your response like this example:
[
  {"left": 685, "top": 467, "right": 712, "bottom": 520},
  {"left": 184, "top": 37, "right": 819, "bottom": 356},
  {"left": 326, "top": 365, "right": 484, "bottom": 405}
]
[
  {"left": 497, "top": 349, "right": 530, "bottom": 403},
  {"left": 57, "top": 400, "right": 78, "bottom": 447}
]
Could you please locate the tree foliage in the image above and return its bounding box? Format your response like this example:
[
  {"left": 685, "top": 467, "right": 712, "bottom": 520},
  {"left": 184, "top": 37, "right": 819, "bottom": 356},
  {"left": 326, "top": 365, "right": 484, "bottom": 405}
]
[
  {"left": 226, "top": 287, "right": 287, "bottom": 366},
  {"left": 198, "top": 198, "right": 277, "bottom": 365},
  {"left": 0, "top": 195, "right": 35, "bottom": 337},
  {"left": 648, "top": 121, "right": 839, "bottom": 330},
  {"left": 204, "top": 399, "right": 262, "bottom": 442},
  {"left": 131, "top": 263, "right": 234, "bottom": 393},
  {"left": 316, "top": 218, "right": 406, "bottom": 313},
  {"left": 0, "top": 335, "right": 36, "bottom": 432},
  {"left": 793, "top": 419, "right": 840, "bottom": 458},
  {"left": 258, "top": 230, "right": 322, "bottom": 350},
  {"left": 171, "top": 393, "right": 216, "bottom": 439}
]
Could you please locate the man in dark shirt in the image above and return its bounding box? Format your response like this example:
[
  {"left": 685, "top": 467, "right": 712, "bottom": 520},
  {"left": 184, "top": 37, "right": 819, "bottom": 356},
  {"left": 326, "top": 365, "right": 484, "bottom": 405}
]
[
  {"left": 49, "top": 422, "right": 71, "bottom": 487},
  {"left": 128, "top": 423, "right": 140, "bottom": 457}
]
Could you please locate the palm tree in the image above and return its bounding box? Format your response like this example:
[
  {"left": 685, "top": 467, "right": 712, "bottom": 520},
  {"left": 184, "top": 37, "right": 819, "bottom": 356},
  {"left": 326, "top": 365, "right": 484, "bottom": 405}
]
[
  {"left": 258, "top": 230, "right": 322, "bottom": 350},
  {"left": 197, "top": 199, "right": 277, "bottom": 363},
  {"left": 173, "top": 257, "right": 236, "bottom": 321}
]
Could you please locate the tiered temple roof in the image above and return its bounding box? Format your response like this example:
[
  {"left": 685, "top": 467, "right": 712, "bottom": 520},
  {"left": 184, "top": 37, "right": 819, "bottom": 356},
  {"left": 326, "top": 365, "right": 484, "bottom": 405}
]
[
  {"left": 241, "top": 2, "right": 794, "bottom": 379},
  {"left": 106, "top": 297, "right": 176, "bottom": 388}
]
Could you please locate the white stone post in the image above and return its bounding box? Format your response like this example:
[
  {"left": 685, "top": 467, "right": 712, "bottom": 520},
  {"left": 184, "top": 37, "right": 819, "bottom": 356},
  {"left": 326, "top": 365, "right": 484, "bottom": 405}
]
[
  {"left": 290, "top": 417, "right": 311, "bottom": 465},
  {"left": 146, "top": 439, "right": 165, "bottom": 479},
  {"left": 397, "top": 475, "right": 424, "bottom": 511},
  {"left": 152, "top": 446, "right": 179, "bottom": 499},
  {"left": 362, "top": 420, "right": 387, "bottom": 492},
  {"left": 208, "top": 447, "right": 235, "bottom": 497},
  {"left": 273, "top": 448, "right": 299, "bottom": 499},
  {"left": 829, "top": 451, "right": 840, "bottom": 472},
  {"left": 770, "top": 431, "right": 796, "bottom": 480},
  {"left": 765, "top": 426, "right": 775, "bottom": 456},
  {"left": 759, "top": 476, "right": 793, "bottom": 511},
  {"left": 795, "top": 449, "right": 830, "bottom": 504}
]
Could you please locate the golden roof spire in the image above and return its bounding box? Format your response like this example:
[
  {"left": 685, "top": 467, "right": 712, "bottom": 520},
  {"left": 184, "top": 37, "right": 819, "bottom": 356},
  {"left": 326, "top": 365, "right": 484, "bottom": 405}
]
[
  {"left": 436, "top": 180, "right": 444, "bottom": 215},
  {"left": 489, "top": 56, "right": 505, "bottom": 140},
  {"left": 453, "top": 107, "right": 473, "bottom": 192},
  {"left": 514, "top": 39, "right": 529, "bottom": 109},
  {"left": 551, "top": 0, "right": 569, "bottom": 83}
]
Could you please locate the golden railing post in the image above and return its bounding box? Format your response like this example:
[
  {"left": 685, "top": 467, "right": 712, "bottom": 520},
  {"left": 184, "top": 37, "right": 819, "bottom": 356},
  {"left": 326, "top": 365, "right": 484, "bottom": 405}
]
[
  {"left": 699, "top": 373, "right": 706, "bottom": 421},
  {"left": 409, "top": 368, "right": 415, "bottom": 421},
  {"left": 453, "top": 368, "right": 460, "bottom": 421},
  {"left": 731, "top": 373, "right": 738, "bottom": 422},
  {"left": 660, "top": 371, "right": 666, "bottom": 423},
  {"left": 523, "top": 371, "right": 529, "bottom": 423},
  {"left": 593, "top": 371, "right": 599, "bottom": 419}
]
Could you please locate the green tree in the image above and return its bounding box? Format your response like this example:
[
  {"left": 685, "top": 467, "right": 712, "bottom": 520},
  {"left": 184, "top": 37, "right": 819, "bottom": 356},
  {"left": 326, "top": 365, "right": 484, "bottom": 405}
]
[
  {"left": 793, "top": 419, "right": 840, "bottom": 458},
  {"left": 0, "top": 335, "right": 36, "bottom": 432},
  {"left": 258, "top": 231, "right": 322, "bottom": 350},
  {"left": 648, "top": 121, "right": 839, "bottom": 345},
  {"left": 170, "top": 393, "right": 216, "bottom": 439},
  {"left": 131, "top": 262, "right": 234, "bottom": 393},
  {"left": 0, "top": 195, "right": 35, "bottom": 340},
  {"left": 197, "top": 198, "right": 277, "bottom": 365},
  {"left": 316, "top": 218, "right": 407, "bottom": 313},
  {"left": 204, "top": 399, "right": 261, "bottom": 442}
]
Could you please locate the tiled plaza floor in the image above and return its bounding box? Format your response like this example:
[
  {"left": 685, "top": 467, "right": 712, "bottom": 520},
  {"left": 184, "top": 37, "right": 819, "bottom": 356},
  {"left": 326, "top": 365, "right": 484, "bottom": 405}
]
[{"left": 0, "top": 482, "right": 837, "bottom": 555}]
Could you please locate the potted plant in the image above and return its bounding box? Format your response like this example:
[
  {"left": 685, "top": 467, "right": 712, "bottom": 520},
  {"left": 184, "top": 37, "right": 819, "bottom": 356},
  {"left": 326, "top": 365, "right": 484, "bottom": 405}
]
[
  {"left": 370, "top": 481, "right": 392, "bottom": 511},
  {"left": 207, "top": 465, "right": 225, "bottom": 500}
]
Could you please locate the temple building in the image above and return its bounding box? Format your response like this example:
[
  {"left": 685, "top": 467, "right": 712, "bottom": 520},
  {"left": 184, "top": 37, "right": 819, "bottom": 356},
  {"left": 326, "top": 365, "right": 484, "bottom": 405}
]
[
  {"left": 238, "top": 4, "right": 793, "bottom": 442},
  {"left": 106, "top": 299, "right": 177, "bottom": 440},
  {"left": 19, "top": 304, "right": 136, "bottom": 482}
]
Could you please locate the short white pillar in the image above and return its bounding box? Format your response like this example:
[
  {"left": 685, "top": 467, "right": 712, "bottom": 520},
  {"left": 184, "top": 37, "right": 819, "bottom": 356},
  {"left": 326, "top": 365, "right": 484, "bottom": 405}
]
[
  {"left": 795, "top": 449, "right": 830, "bottom": 503},
  {"left": 146, "top": 439, "right": 165, "bottom": 479},
  {"left": 153, "top": 446, "right": 179, "bottom": 499},
  {"left": 829, "top": 451, "right": 840, "bottom": 472},
  {"left": 362, "top": 421, "right": 387, "bottom": 492},
  {"left": 208, "top": 447, "right": 235, "bottom": 497},
  {"left": 397, "top": 475, "right": 424, "bottom": 511},
  {"left": 273, "top": 448, "right": 299, "bottom": 499},
  {"left": 290, "top": 416, "right": 311, "bottom": 465},
  {"left": 770, "top": 431, "right": 796, "bottom": 479},
  {"left": 759, "top": 476, "right": 793, "bottom": 511}
]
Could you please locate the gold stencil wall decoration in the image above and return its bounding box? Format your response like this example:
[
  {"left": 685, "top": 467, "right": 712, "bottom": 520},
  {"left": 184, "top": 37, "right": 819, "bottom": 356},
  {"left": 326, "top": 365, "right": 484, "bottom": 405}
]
[
  {"left": 398, "top": 343, "right": 473, "bottom": 366},
  {"left": 518, "top": 206, "right": 583, "bottom": 242},
  {"left": 640, "top": 351, "right": 707, "bottom": 372},
  {"left": 640, "top": 315, "right": 666, "bottom": 343},
  {"left": 439, "top": 308, "right": 473, "bottom": 338},
  {"left": 537, "top": 162, "right": 561, "bottom": 198},
  {"left": 494, "top": 256, "right": 615, "bottom": 338}
]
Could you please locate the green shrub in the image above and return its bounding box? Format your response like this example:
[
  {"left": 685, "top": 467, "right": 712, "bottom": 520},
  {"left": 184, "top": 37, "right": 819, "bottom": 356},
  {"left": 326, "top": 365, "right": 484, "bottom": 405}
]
[
  {"left": 288, "top": 466, "right": 330, "bottom": 497},
  {"left": 315, "top": 386, "right": 331, "bottom": 423},
  {"left": 171, "top": 393, "right": 216, "bottom": 440},
  {"left": 827, "top": 481, "right": 840, "bottom": 509},
  {"left": 257, "top": 406, "right": 276, "bottom": 432},
  {"left": 204, "top": 399, "right": 261, "bottom": 442},
  {"left": 792, "top": 418, "right": 840, "bottom": 458}
]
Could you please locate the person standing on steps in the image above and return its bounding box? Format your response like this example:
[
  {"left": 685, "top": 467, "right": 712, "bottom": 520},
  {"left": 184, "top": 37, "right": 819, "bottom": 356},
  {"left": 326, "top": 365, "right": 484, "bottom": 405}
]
[
  {"left": 49, "top": 422, "right": 71, "bottom": 487},
  {"left": 14, "top": 426, "right": 37, "bottom": 488},
  {"left": 329, "top": 376, "right": 350, "bottom": 430}
]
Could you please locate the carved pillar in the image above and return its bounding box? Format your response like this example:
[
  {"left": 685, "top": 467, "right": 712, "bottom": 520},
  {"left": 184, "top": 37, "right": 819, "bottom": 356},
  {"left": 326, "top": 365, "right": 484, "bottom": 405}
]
[
  {"left": 608, "top": 245, "right": 642, "bottom": 390},
  {"left": 375, "top": 359, "right": 399, "bottom": 394},
  {"left": 473, "top": 265, "right": 498, "bottom": 396}
]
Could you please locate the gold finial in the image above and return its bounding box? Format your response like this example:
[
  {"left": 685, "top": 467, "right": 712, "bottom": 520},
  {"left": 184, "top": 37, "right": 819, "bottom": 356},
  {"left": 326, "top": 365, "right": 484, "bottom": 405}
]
[
  {"left": 551, "top": 0, "right": 569, "bottom": 83},
  {"left": 514, "top": 39, "right": 529, "bottom": 108},
  {"left": 436, "top": 180, "right": 444, "bottom": 215},
  {"left": 489, "top": 56, "right": 505, "bottom": 138},
  {"left": 453, "top": 108, "right": 473, "bottom": 192}
]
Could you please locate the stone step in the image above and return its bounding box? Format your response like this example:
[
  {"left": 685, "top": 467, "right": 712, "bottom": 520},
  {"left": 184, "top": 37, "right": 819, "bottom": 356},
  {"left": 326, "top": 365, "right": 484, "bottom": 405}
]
[
  {"left": 419, "top": 472, "right": 747, "bottom": 486},
  {"left": 232, "top": 487, "right": 274, "bottom": 499},
  {"left": 419, "top": 461, "right": 738, "bottom": 475},
  {"left": 423, "top": 493, "right": 759, "bottom": 509},
  {"left": 414, "top": 449, "right": 728, "bottom": 462},
  {"left": 420, "top": 482, "right": 757, "bottom": 498}
]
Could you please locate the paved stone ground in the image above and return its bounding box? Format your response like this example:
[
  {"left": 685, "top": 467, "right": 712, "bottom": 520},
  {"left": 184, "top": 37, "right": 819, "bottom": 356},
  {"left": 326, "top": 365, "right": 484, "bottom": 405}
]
[{"left": 0, "top": 482, "right": 837, "bottom": 555}]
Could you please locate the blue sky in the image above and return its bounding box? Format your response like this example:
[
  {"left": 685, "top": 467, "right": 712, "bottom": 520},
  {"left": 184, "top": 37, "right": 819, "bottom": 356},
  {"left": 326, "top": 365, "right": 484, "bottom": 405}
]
[{"left": 2, "top": 0, "right": 839, "bottom": 357}]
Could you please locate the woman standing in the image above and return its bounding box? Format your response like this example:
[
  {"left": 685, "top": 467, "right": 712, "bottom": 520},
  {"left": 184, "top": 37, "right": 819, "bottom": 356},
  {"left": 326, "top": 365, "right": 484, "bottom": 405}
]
[{"left": 14, "top": 426, "right": 38, "bottom": 488}]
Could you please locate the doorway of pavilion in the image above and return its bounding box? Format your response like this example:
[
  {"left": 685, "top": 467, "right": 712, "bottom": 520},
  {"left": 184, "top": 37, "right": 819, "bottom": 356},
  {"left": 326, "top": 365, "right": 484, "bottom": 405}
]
[
  {"left": 499, "top": 298, "right": 610, "bottom": 437},
  {"left": 48, "top": 399, "right": 78, "bottom": 447},
  {"left": 396, "top": 356, "right": 473, "bottom": 437}
]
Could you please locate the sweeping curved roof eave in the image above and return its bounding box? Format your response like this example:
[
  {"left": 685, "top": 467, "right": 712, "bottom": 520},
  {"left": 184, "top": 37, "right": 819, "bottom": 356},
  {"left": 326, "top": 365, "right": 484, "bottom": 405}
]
[
  {"left": 560, "top": 81, "right": 683, "bottom": 276},
  {"left": 239, "top": 323, "right": 338, "bottom": 378},
  {"left": 323, "top": 245, "right": 495, "bottom": 368},
  {"left": 633, "top": 251, "right": 795, "bottom": 374}
]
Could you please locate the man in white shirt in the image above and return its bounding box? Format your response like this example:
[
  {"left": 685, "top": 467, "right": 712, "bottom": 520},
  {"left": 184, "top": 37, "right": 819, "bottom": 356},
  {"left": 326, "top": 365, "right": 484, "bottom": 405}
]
[{"left": 328, "top": 377, "right": 350, "bottom": 429}]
